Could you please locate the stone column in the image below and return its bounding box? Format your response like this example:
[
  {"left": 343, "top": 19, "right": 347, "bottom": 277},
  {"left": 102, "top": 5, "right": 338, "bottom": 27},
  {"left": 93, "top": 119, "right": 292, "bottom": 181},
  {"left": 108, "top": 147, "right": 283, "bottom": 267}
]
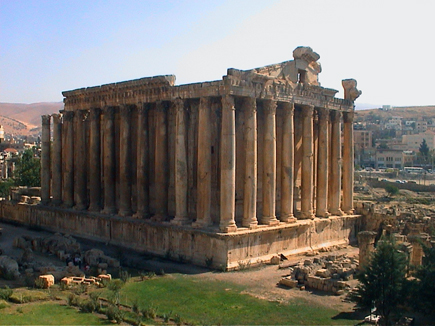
[
  {"left": 261, "top": 100, "right": 279, "bottom": 225},
  {"left": 74, "top": 110, "right": 87, "bottom": 210},
  {"left": 102, "top": 107, "right": 117, "bottom": 214},
  {"left": 329, "top": 110, "right": 343, "bottom": 216},
  {"left": 118, "top": 105, "right": 133, "bottom": 216},
  {"left": 242, "top": 97, "right": 258, "bottom": 228},
  {"left": 135, "top": 104, "right": 150, "bottom": 218},
  {"left": 220, "top": 95, "right": 237, "bottom": 233},
  {"left": 153, "top": 101, "right": 168, "bottom": 220},
  {"left": 194, "top": 97, "right": 212, "bottom": 227},
  {"left": 41, "top": 115, "right": 51, "bottom": 205},
  {"left": 62, "top": 111, "right": 74, "bottom": 208},
  {"left": 300, "top": 105, "right": 314, "bottom": 219},
  {"left": 281, "top": 102, "right": 296, "bottom": 223},
  {"left": 88, "top": 108, "right": 101, "bottom": 212},
  {"left": 316, "top": 108, "right": 329, "bottom": 217},
  {"left": 51, "top": 114, "right": 62, "bottom": 206},
  {"left": 342, "top": 111, "right": 355, "bottom": 214},
  {"left": 358, "top": 231, "right": 377, "bottom": 270},
  {"left": 172, "top": 99, "right": 189, "bottom": 225}
]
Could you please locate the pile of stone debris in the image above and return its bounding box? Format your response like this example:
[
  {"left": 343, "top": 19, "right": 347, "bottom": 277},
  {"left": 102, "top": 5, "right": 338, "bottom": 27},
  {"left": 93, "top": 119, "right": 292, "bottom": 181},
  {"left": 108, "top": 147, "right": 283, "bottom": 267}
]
[
  {"left": 0, "top": 232, "right": 120, "bottom": 282},
  {"left": 279, "top": 253, "right": 358, "bottom": 295}
]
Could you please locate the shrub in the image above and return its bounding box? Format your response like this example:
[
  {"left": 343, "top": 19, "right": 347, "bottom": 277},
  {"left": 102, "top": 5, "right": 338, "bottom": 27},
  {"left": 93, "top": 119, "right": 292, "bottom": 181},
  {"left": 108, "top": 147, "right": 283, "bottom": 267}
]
[
  {"left": 67, "top": 293, "right": 80, "bottom": 307},
  {"left": 0, "top": 286, "right": 13, "bottom": 301},
  {"left": 106, "top": 305, "right": 124, "bottom": 324},
  {"left": 0, "top": 299, "right": 10, "bottom": 309},
  {"left": 141, "top": 304, "right": 158, "bottom": 319},
  {"left": 79, "top": 299, "right": 97, "bottom": 313},
  {"left": 119, "top": 269, "right": 131, "bottom": 283},
  {"left": 385, "top": 184, "right": 399, "bottom": 197},
  {"left": 34, "top": 277, "right": 45, "bottom": 289}
]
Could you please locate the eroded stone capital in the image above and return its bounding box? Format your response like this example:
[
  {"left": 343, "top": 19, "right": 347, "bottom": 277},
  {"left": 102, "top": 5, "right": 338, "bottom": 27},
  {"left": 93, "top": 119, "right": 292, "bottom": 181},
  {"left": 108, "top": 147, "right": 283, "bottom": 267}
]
[
  {"left": 263, "top": 99, "right": 277, "bottom": 114},
  {"left": 89, "top": 108, "right": 101, "bottom": 120},
  {"left": 343, "top": 111, "right": 355, "bottom": 123},
  {"left": 52, "top": 113, "right": 62, "bottom": 124},
  {"left": 63, "top": 111, "right": 74, "bottom": 122},
  {"left": 42, "top": 115, "right": 51, "bottom": 126},
  {"left": 104, "top": 106, "right": 116, "bottom": 119},
  {"left": 221, "top": 95, "right": 235, "bottom": 111},
  {"left": 317, "top": 107, "right": 330, "bottom": 121},
  {"left": 281, "top": 102, "right": 295, "bottom": 116},
  {"left": 330, "top": 110, "right": 342, "bottom": 123},
  {"left": 300, "top": 104, "right": 314, "bottom": 118}
]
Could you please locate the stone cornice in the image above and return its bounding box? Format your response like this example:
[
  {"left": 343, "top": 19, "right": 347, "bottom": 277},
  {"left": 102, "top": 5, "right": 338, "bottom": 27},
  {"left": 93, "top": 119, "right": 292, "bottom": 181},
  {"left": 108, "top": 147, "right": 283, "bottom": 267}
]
[{"left": 62, "top": 69, "right": 353, "bottom": 112}]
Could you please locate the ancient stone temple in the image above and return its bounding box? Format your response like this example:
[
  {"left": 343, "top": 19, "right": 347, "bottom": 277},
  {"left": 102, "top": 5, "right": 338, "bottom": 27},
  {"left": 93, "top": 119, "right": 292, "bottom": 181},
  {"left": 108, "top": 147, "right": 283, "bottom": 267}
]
[{"left": 2, "top": 47, "right": 362, "bottom": 269}]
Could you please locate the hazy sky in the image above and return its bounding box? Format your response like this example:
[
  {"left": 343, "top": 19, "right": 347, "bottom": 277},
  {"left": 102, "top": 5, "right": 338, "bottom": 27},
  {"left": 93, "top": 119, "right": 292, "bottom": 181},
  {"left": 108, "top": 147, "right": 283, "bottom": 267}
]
[{"left": 1, "top": 0, "right": 434, "bottom": 107}]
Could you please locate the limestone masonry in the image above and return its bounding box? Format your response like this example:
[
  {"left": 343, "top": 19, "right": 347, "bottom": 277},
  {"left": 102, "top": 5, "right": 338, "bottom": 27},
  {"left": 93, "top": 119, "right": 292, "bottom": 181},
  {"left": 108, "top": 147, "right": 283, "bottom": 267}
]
[{"left": 2, "top": 46, "right": 362, "bottom": 269}]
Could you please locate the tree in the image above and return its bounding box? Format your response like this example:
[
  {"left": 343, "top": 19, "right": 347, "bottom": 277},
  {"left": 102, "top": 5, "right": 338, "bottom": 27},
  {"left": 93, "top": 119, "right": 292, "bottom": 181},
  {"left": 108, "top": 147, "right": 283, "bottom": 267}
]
[
  {"left": 384, "top": 184, "right": 399, "bottom": 197},
  {"left": 13, "top": 149, "right": 41, "bottom": 187},
  {"left": 352, "top": 236, "right": 408, "bottom": 325},
  {"left": 409, "top": 243, "right": 435, "bottom": 316},
  {"left": 419, "top": 139, "right": 429, "bottom": 158}
]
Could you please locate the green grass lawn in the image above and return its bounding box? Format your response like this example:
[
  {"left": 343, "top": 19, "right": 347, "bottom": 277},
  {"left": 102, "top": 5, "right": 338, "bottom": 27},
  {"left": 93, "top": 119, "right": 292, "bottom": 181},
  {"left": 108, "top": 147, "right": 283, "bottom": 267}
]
[
  {"left": 118, "top": 274, "right": 361, "bottom": 325},
  {"left": 0, "top": 302, "right": 109, "bottom": 325}
]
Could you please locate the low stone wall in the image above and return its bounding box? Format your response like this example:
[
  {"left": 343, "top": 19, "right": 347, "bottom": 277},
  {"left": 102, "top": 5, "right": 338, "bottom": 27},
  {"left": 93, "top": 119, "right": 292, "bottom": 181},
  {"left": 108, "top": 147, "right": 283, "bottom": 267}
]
[{"left": 0, "top": 201, "right": 360, "bottom": 270}]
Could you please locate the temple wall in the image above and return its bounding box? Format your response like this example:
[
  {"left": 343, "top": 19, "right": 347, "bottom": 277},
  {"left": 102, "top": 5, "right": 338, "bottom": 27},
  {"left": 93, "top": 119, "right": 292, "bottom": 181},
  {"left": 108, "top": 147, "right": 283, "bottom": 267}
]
[{"left": 0, "top": 201, "right": 359, "bottom": 270}]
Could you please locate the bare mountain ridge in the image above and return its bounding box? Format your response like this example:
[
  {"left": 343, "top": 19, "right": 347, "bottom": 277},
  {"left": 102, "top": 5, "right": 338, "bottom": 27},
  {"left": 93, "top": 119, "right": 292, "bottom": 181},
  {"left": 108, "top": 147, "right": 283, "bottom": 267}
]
[
  {"left": 356, "top": 105, "right": 435, "bottom": 120},
  {"left": 0, "top": 102, "right": 63, "bottom": 135}
]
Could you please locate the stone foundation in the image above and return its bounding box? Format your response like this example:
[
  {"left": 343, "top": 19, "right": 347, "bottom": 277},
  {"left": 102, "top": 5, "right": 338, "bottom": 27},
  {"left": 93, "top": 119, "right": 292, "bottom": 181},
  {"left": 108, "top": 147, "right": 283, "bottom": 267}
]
[{"left": 0, "top": 201, "right": 359, "bottom": 270}]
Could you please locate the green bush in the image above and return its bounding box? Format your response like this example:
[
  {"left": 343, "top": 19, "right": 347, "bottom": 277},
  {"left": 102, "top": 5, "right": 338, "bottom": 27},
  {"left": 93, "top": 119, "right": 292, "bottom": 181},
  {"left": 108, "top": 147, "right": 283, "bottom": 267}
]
[
  {"left": 0, "top": 286, "right": 13, "bottom": 301},
  {"left": 79, "top": 299, "right": 97, "bottom": 313},
  {"left": 106, "top": 305, "right": 124, "bottom": 324}
]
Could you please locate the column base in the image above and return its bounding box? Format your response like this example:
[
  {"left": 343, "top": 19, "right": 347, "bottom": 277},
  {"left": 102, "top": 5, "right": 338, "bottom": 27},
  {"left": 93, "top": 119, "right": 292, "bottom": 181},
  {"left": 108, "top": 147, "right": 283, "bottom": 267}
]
[
  {"left": 74, "top": 204, "right": 87, "bottom": 211},
  {"left": 280, "top": 214, "right": 297, "bottom": 223},
  {"left": 62, "top": 202, "right": 74, "bottom": 209},
  {"left": 118, "top": 209, "right": 133, "bottom": 217},
  {"left": 151, "top": 214, "right": 166, "bottom": 222},
  {"left": 242, "top": 219, "right": 258, "bottom": 229},
  {"left": 172, "top": 216, "right": 192, "bottom": 226},
  {"left": 315, "top": 210, "right": 330, "bottom": 218},
  {"left": 88, "top": 204, "right": 101, "bottom": 212},
  {"left": 101, "top": 207, "right": 117, "bottom": 215},
  {"left": 260, "top": 216, "right": 280, "bottom": 226},
  {"left": 133, "top": 211, "right": 150, "bottom": 219},
  {"left": 342, "top": 207, "right": 354, "bottom": 215},
  {"left": 299, "top": 211, "right": 315, "bottom": 220},
  {"left": 329, "top": 209, "right": 344, "bottom": 216},
  {"left": 51, "top": 199, "right": 62, "bottom": 207},
  {"left": 220, "top": 223, "right": 237, "bottom": 233}
]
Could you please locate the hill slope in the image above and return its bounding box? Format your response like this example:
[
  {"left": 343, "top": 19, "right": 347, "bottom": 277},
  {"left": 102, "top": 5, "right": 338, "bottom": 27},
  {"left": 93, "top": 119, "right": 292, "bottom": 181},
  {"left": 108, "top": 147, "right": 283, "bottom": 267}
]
[{"left": 0, "top": 102, "right": 63, "bottom": 135}]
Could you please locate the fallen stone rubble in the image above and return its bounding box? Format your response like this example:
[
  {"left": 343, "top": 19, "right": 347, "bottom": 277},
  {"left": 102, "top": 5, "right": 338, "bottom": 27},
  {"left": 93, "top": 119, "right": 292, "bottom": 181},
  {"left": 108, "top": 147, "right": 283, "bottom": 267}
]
[{"left": 279, "top": 253, "right": 358, "bottom": 295}]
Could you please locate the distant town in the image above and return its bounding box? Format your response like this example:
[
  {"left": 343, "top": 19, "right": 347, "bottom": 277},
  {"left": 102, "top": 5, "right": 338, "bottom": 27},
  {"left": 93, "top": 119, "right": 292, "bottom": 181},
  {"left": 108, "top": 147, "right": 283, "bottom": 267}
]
[{"left": 355, "top": 105, "right": 435, "bottom": 171}]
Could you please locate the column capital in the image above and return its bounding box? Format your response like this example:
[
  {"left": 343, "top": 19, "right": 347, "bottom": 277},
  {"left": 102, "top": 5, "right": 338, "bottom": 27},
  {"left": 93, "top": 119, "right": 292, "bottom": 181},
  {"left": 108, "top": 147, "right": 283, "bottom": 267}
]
[
  {"left": 282, "top": 102, "right": 295, "bottom": 116},
  {"left": 317, "top": 107, "right": 330, "bottom": 121},
  {"left": 89, "top": 108, "right": 101, "bottom": 120},
  {"left": 155, "top": 100, "right": 167, "bottom": 112},
  {"left": 42, "top": 115, "right": 51, "bottom": 126},
  {"left": 330, "top": 110, "right": 342, "bottom": 122},
  {"left": 63, "top": 110, "right": 74, "bottom": 122},
  {"left": 263, "top": 99, "right": 277, "bottom": 114},
  {"left": 343, "top": 110, "right": 355, "bottom": 123},
  {"left": 174, "top": 98, "right": 184, "bottom": 112},
  {"left": 222, "top": 95, "right": 235, "bottom": 110},
  {"left": 300, "top": 105, "right": 314, "bottom": 117},
  {"left": 120, "top": 104, "right": 133, "bottom": 116},
  {"left": 137, "top": 103, "right": 149, "bottom": 114},
  {"left": 52, "top": 113, "right": 62, "bottom": 124},
  {"left": 104, "top": 106, "right": 116, "bottom": 118}
]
